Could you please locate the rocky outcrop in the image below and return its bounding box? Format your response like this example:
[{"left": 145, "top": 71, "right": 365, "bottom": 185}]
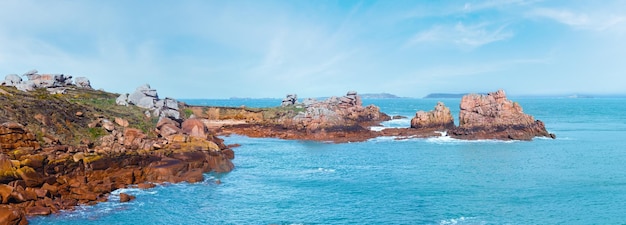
[
  {"left": 410, "top": 102, "right": 454, "bottom": 130},
  {"left": 0, "top": 118, "right": 233, "bottom": 222},
  {"left": 1, "top": 69, "right": 92, "bottom": 93},
  {"left": 74, "top": 77, "right": 92, "bottom": 89},
  {"left": 449, "top": 90, "right": 554, "bottom": 140},
  {"left": 281, "top": 94, "right": 297, "bottom": 106},
  {"left": 0, "top": 79, "right": 235, "bottom": 223},
  {"left": 212, "top": 91, "right": 390, "bottom": 142},
  {"left": 280, "top": 91, "right": 388, "bottom": 131},
  {"left": 116, "top": 84, "right": 181, "bottom": 120}
]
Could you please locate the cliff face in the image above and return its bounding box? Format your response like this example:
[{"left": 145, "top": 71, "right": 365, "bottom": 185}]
[
  {"left": 0, "top": 83, "right": 234, "bottom": 223},
  {"left": 449, "top": 90, "right": 554, "bottom": 140},
  {"left": 410, "top": 102, "right": 454, "bottom": 130}
]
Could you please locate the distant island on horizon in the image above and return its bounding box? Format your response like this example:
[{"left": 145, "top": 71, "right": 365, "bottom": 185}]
[
  {"left": 423, "top": 93, "right": 483, "bottom": 98},
  {"left": 360, "top": 93, "right": 402, "bottom": 99}
]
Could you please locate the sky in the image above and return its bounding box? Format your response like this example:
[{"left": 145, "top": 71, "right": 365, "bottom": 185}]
[{"left": 0, "top": 0, "right": 625, "bottom": 98}]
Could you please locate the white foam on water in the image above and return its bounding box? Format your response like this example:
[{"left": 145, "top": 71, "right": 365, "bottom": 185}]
[
  {"left": 426, "top": 135, "right": 519, "bottom": 144},
  {"left": 370, "top": 126, "right": 386, "bottom": 131},
  {"left": 317, "top": 167, "right": 336, "bottom": 173},
  {"left": 382, "top": 118, "right": 411, "bottom": 128},
  {"left": 439, "top": 216, "right": 485, "bottom": 225},
  {"left": 367, "top": 136, "right": 401, "bottom": 142}
]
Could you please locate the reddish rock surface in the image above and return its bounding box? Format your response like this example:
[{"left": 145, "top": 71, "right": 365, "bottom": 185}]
[
  {"left": 449, "top": 90, "right": 555, "bottom": 140},
  {"left": 410, "top": 102, "right": 454, "bottom": 130},
  {"left": 212, "top": 92, "right": 391, "bottom": 143},
  {"left": 0, "top": 116, "right": 234, "bottom": 223}
]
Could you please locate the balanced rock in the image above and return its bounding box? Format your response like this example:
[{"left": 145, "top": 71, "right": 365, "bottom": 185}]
[
  {"left": 450, "top": 90, "right": 554, "bottom": 140},
  {"left": 281, "top": 94, "right": 297, "bottom": 106},
  {"left": 410, "top": 102, "right": 454, "bottom": 130}
]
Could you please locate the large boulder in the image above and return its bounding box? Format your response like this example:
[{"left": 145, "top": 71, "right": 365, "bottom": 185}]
[
  {"left": 281, "top": 94, "right": 297, "bottom": 106},
  {"left": 181, "top": 118, "right": 207, "bottom": 139},
  {"left": 2, "top": 74, "right": 22, "bottom": 86},
  {"left": 450, "top": 90, "right": 554, "bottom": 140},
  {"left": 74, "top": 77, "right": 91, "bottom": 89},
  {"left": 116, "top": 93, "right": 129, "bottom": 106},
  {"left": 118, "top": 85, "right": 180, "bottom": 120},
  {"left": 410, "top": 102, "right": 454, "bottom": 130},
  {"left": 0, "top": 207, "right": 28, "bottom": 225}
]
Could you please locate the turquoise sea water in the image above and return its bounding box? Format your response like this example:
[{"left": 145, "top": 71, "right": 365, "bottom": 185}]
[{"left": 31, "top": 98, "right": 626, "bottom": 224}]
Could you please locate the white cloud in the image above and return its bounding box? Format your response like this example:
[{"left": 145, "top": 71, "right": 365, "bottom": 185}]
[
  {"left": 407, "top": 22, "right": 514, "bottom": 49},
  {"left": 529, "top": 7, "right": 626, "bottom": 32}
]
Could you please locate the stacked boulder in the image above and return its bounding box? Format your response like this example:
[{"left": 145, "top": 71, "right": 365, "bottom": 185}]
[
  {"left": 281, "top": 94, "right": 297, "bottom": 106},
  {"left": 116, "top": 84, "right": 181, "bottom": 121},
  {"left": 1, "top": 69, "right": 92, "bottom": 92},
  {"left": 338, "top": 91, "right": 362, "bottom": 107}
]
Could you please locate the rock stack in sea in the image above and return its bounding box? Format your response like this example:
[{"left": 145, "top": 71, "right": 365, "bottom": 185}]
[
  {"left": 449, "top": 90, "right": 555, "bottom": 140},
  {"left": 281, "top": 94, "right": 297, "bottom": 106},
  {"left": 1, "top": 69, "right": 92, "bottom": 93},
  {"left": 282, "top": 91, "right": 389, "bottom": 131},
  {"left": 116, "top": 84, "right": 181, "bottom": 121},
  {"left": 410, "top": 102, "right": 454, "bottom": 130}
]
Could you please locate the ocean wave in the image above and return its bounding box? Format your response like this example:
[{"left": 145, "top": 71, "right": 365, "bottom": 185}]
[
  {"left": 426, "top": 135, "right": 519, "bottom": 144},
  {"left": 316, "top": 167, "right": 336, "bottom": 173},
  {"left": 439, "top": 216, "right": 484, "bottom": 225},
  {"left": 381, "top": 118, "right": 411, "bottom": 128}
]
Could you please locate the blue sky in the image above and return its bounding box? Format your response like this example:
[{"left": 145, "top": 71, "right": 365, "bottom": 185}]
[{"left": 0, "top": 0, "right": 625, "bottom": 98}]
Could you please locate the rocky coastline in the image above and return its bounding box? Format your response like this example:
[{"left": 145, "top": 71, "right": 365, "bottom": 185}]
[
  {"left": 0, "top": 71, "right": 234, "bottom": 224},
  {"left": 199, "top": 90, "right": 554, "bottom": 142},
  {"left": 0, "top": 70, "right": 554, "bottom": 224}
]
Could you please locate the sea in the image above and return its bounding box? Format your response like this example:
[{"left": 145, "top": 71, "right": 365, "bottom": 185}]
[{"left": 30, "top": 97, "right": 626, "bottom": 224}]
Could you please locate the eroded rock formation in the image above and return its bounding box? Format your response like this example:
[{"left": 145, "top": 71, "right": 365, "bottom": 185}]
[
  {"left": 410, "top": 102, "right": 454, "bottom": 130},
  {"left": 116, "top": 84, "right": 181, "bottom": 120},
  {"left": 1, "top": 69, "right": 92, "bottom": 93},
  {"left": 0, "top": 79, "right": 234, "bottom": 223},
  {"left": 449, "top": 90, "right": 554, "bottom": 140}
]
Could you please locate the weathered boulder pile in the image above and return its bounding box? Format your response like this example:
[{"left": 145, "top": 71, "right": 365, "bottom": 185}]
[
  {"left": 281, "top": 94, "right": 297, "bottom": 106},
  {"left": 212, "top": 91, "right": 391, "bottom": 142},
  {"left": 1, "top": 69, "right": 91, "bottom": 93},
  {"left": 116, "top": 84, "right": 181, "bottom": 121},
  {"left": 284, "top": 91, "right": 389, "bottom": 131},
  {"left": 410, "top": 102, "right": 454, "bottom": 130},
  {"left": 447, "top": 90, "right": 554, "bottom": 140}
]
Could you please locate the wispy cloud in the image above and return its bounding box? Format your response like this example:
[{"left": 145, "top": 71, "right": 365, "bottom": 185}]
[
  {"left": 529, "top": 7, "right": 626, "bottom": 32},
  {"left": 406, "top": 22, "right": 514, "bottom": 49}
]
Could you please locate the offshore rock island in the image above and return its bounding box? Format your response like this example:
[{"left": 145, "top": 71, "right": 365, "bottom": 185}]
[
  {"left": 195, "top": 90, "right": 554, "bottom": 142},
  {"left": 0, "top": 70, "right": 554, "bottom": 224}
]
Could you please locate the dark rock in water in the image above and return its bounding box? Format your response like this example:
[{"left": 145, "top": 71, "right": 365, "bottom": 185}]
[
  {"left": 410, "top": 102, "right": 454, "bottom": 130},
  {"left": 449, "top": 89, "right": 554, "bottom": 140},
  {"left": 392, "top": 115, "right": 407, "bottom": 119},
  {"left": 119, "top": 193, "right": 135, "bottom": 203}
]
